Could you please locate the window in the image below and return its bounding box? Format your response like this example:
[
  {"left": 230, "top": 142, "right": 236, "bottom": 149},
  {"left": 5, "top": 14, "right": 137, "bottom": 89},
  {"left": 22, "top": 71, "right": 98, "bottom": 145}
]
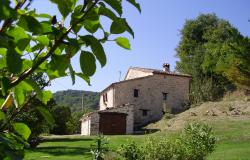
[
  {"left": 162, "top": 92, "right": 168, "bottom": 100},
  {"left": 134, "top": 89, "right": 139, "bottom": 97},
  {"left": 103, "top": 93, "right": 108, "bottom": 102},
  {"left": 142, "top": 109, "right": 148, "bottom": 116}
]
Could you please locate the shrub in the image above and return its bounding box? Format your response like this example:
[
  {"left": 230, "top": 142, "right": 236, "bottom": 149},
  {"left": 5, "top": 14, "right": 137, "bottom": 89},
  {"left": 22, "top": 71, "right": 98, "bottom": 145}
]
[
  {"left": 179, "top": 122, "right": 217, "bottom": 160},
  {"left": 91, "top": 135, "right": 109, "bottom": 160},
  {"left": 116, "top": 123, "right": 216, "bottom": 160},
  {"left": 117, "top": 141, "right": 143, "bottom": 160},
  {"left": 142, "top": 137, "right": 174, "bottom": 160}
]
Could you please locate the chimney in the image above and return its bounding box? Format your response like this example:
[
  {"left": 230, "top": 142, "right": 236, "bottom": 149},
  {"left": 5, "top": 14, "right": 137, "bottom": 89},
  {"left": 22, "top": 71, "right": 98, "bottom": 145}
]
[{"left": 163, "top": 63, "right": 170, "bottom": 72}]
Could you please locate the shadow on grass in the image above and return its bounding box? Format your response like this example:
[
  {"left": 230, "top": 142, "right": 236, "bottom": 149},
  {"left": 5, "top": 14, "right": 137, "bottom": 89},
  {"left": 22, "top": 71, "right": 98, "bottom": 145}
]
[
  {"left": 29, "top": 146, "right": 91, "bottom": 156},
  {"left": 43, "top": 138, "right": 94, "bottom": 143},
  {"left": 134, "top": 129, "right": 160, "bottom": 135}
]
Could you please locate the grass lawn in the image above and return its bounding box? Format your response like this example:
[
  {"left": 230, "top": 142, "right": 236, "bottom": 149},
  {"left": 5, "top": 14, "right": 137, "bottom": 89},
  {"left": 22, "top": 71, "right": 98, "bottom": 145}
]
[
  {"left": 25, "top": 136, "right": 95, "bottom": 160},
  {"left": 207, "top": 140, "right": 250, "bottom": 160},
  {"left": 25, "top": 133, "right": 250, "bottom": 160},
  {"left": 24, "top": 135, "right": 147, "bottom": 160},
  {"left": 25, "top": 99, "right": 250, "bottom": 160},
  {"left": 207, "top": 119, "right": 250, "bottom": 160},
  {"left": 25, "top": 118, "right": 250, "bottom": 160}
]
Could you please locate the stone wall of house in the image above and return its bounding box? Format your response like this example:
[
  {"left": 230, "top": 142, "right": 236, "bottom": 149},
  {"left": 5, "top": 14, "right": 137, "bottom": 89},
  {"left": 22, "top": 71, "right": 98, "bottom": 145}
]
[
  {"left": 81, "top": 117, "right": 91, "bottom": 135},
  {"left": 89, "top": 113, "right": 100, "bottom": 135},
  {"left": 125, "top": 69, "right": 153, "bottom": 80},
  {"left": 81, "top": 113, "right": 99, "bottom": 135},
  {"left": 81, "top": 104, "right": 134, "bottom": 135},
  {"left": 99, "top": 87, "right": 114, "bottom": 110},
  {"left": 113, "top": 74, "right": 190, "bottom": 128}
]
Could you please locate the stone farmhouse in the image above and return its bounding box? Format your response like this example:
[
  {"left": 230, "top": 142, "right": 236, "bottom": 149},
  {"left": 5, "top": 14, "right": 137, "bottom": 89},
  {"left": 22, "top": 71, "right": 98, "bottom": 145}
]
[{"left": 80, "top": 64, "right": 191, "bottom": 135}]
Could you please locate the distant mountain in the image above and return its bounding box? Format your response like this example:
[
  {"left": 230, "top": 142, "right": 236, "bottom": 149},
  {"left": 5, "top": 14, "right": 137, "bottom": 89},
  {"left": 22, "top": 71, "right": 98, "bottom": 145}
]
[{"left": 53, "top": 90, "right": 100, "bottom": 112}]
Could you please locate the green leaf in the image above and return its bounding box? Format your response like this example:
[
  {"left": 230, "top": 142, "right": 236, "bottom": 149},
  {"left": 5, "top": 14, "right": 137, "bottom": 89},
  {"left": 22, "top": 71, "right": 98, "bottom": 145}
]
[
  {"left": 47, "top": 54, "right": 70, "bottom": 79},
  {"left": 1, "top": 77, "right": 10, "bottom": 96},
  {"left": 65, "top": 38, "right": 81, "bottom": 57},
  {"left": 24, "top": 79, "right": 42, "bottom": 98},
  {"left": 17, "top": 15, "right": 42, "bottom": 34},
  {"left": 13, "top": 123, "right": 31, "bottom": 140},
  {"left": 69, "top": 64, "right": 75, "bottom": 85},
  {"left": 17, "top": 38, "right": 31, "bottom": 51},
  {"left": 80, "top": 51, "right": 96, "bottom": 76},
  {"left": 0, "top": 33, "right": 10, "bottom": 48},
  {"left": 38, "top": 91, "right": 52, "bottom": 104},
  {"left": 31, "top": 43, "right": 44, "bottom": 52},
  {"left": 14, "top": 86, "right": 25, "bottom": 107},
  {"left": 0, "top": 57, "right": 6, "bottom": 69},
  {"left": 110, "top": 18, "right": 127, "bottom": 34},
  {"left": 7, "top": 27, "right": 30, "bottom": 51},
  {"left": 13, "top": 81, "right": 33, "bottom": 107},
  {"left": 7, "top": 26, "right": 28, "bottom": 41},
  {"left": 0, "top": 110, "right": 6, "bottom": 123},
  {"left": 37, "top": 106, "right": 55, "bottom": 126},
  {"left": 80, "top": 35, "right": 106, "bottom": 67},
  {"left": 36, "top": 35, "right": 50, "bottom": 46},
  {"left": 0, "top": 98, "right": 4, "bottom": 108},
  {"left": 36, "top": 13, "right": 52, "bottom": 19},
  {"left": 50, "top": 0, "right": 77, "bottom": 18},
  {"left": 22, "top": 59, "right": 32, "bottom": 71},
  {"left": 0, "top": 48, "right": 7, "bottom": 69},
  {"left": 124, "top": 20, "right": 134, "bottom": 38},
  {"left": 115, "top": 37, "right": 131, "bottom": 50},
  {"left": 84, "top": 19, "right": 100, "bottom": 33},
  {"left": 40, "top": 21, "right": 53, "bottom": 34},
  {"left": 76, "top": 73, "right": 90, "bottom": 85},
  {"left": 71, "top": 6, "right": 100, "bottom": 33},
  {"left": 6, "top": 49, "right": 22, "bottom": 74},
  {"left": 103, "top": 0, "right": 122, "bottom": 16},
  {"left": 0, "top": 48, "right": 7, "bottom": 56},
  {"left": 126, "top": 0, "right": 141, "bottom": 13},
  {"left": 0, "top": 0, "right": 16, "bottom": 20},
  {"left": 85, "top": 7, "right": 99, "bottom": 21},
  {"left": 99, "top": 6, "right": 117, "bottom": 20},
  {"left": 70, "top": 5, "right": 83, "bottom": 33}
]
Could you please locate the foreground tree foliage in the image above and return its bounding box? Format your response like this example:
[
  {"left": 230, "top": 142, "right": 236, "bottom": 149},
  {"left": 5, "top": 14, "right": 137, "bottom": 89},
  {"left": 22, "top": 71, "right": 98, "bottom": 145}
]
[
  {"left": 176, "top": 14, "right": 250, "bottom": 103},
  {"left": 0, "top": 0, "right": 140, "bottom": 159}
]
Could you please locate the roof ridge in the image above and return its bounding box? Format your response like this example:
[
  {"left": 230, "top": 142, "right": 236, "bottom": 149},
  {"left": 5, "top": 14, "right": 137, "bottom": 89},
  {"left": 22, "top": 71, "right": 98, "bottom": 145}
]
[
  {"left": 130, "top": 66, "right": 191, "bottom": 77},
  {"left": 100, "top": 75, "right": 154, "bottom": 93}
]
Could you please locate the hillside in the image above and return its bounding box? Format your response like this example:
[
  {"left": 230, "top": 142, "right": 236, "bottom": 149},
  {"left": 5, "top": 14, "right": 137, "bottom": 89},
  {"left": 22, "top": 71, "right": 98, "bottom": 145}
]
[
  {"left": 147, "top": 91, "right": 250, "bottom": 131},
  {"left": 53, "top": 90, "right": 100, "bottom": 112},
  {"left": 146, "top": 91, "right": 250, "bottom": 159}
]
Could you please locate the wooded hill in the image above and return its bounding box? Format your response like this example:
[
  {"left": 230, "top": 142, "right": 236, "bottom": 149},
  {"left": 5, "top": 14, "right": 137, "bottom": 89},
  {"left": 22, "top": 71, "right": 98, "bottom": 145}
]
[{"left": 53, "top": 90, "right": 100, "bottom": 112}]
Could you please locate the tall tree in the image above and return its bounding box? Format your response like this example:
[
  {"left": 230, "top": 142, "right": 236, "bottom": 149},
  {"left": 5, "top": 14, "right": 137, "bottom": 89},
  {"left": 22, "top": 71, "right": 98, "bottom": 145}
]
[
  {"left": 176, "top": 14, "right": 250, "bottom": 103},
  {"left": 0, "top": 0, "right": 141, "bottom": 159},
  {"left": 50, "top": 105, "right": 71, "bottom": 135}
]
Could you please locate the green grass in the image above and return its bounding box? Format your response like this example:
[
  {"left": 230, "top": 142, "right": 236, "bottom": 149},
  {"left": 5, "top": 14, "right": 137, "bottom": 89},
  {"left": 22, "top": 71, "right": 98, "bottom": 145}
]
[
  {"left": 25, "top": 118, "right": 250, "bottom": 160},
  {"left": 25, "top": 136, "right": 95, "bottom": 160},
  {"left": 208, "top": 141, "right": 250, "bottom": 160},
  {"left": 207, "top": 119, "right": 250, "bottom": 160},
  {"left": 24, "top": 135, "right": 147, "bottom": 160},
  {"left": 24, "top": 102, "right": 250, "bottom": 160}
]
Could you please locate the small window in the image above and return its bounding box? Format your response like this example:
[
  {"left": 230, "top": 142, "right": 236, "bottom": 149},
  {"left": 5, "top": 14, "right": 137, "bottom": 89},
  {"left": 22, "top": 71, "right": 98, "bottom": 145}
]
[
  {"left": 103, "top": 93, "right": 108, "bottom": 102},
  {"left": 162, "top": 92, "right": 168, "bottom": 100},
  {"left": 142, "top": 109, "right": 148, "bottom": 116},
  {"left": 134, "top": 89, "right": 139, "bottom": 97}
]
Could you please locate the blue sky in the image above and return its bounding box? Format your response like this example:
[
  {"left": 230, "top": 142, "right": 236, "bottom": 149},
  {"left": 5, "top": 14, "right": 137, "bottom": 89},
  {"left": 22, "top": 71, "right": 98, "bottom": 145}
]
[{"left": 32, "top": 0, "right": 250, "bottom": 93}]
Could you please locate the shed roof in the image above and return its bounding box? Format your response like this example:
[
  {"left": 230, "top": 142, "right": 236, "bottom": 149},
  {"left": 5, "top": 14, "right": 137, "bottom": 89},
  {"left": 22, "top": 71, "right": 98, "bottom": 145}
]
[{"left": 80, "top": 103, "right": 133, "bottom": 121}]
